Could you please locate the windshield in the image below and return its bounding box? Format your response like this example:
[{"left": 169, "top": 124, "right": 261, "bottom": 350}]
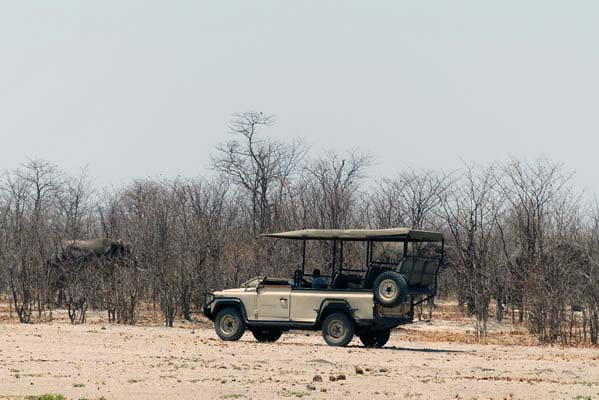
[{"left": 242, "top": 277, "right": 263, "bottom": 288}]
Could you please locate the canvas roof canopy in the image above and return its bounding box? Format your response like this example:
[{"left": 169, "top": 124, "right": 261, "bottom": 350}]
[{"left": 262, "top": 228, "right": 443, "bottom": 242}]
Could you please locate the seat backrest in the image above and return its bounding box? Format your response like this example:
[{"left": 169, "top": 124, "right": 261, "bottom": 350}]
[
  {"left": 293, "top": 269, "right": 303, "bottom": 287},
  {"left": 420, "top": 260, "right": 438, "bottom": 287},
  {"left": 331, "top": 273, "right": 349, "bottom": 289},
  {"left": 409, "top": 259, "right": 427, "bottom": 285},
  {"left": 362, "top": 264, "right": 383, "bottom": 289},
  {"left": 399, "top": 257, "right": 415, "bottom": 283},
  {"left": 347, "top": 274, "right": 362, "bottom": 285}
]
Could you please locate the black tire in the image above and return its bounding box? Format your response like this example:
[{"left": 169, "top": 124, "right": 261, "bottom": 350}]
[
  {"left": 374, "top": 329, "right": 391, "bottom": 347},
  {"left": 322, "top": 312, "right": 355, "bottom": 347},
  {"left": 359, "top": 329, "right": 391, "bottom": 348},
  {"left": 251, "top": 328, "right": 282, "bottom": 343},
  {"left": 373, "top": 271, "right": 408, "bottom": 308},
  {"left": 214, "top": 307, "right": 245, "bottom": 341}
]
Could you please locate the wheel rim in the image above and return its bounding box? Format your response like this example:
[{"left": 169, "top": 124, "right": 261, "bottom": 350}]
[
  {"left": 327, "top": 319, "right": 346, "bottom": 342},
  {"left": 379, "top": 278, "right": 398, "bottom": 301},
  {"left": 220, "top": 314, "right": 238, "bottom": 336}
]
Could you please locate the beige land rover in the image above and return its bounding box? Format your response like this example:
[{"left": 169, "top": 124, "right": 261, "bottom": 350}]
[{"left": 204, "top": 228, "right": 444, "bottom": 347}]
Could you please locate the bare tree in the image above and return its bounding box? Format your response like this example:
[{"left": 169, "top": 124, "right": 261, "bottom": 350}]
[
  {"left": 2, "top": 160, "right": 64, "bottom": 322},
  {"left": 56, "top": 167, "right": 93, "bottom": 241},
  {"left": 581, "top": 202, "right": 599, "bottom": 344},
  {"left": 212, "top": 112, "right": 306, "bottom": 233},
  {"left": 303, "top": 150, "right": 371, "bottom": 229},
  {"left": 497, "top": 158, "right": 573, "bottom": 325},
  {"left": 370, "top": 169, "right": 450, "bottom": 230},
  {"left": 440, "top": 163, "right": 503, "bottom": 338}
]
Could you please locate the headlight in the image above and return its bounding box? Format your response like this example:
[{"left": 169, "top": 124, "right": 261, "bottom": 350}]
[{"left": 205, "top": 292, "right": 215, "bottom": 305}]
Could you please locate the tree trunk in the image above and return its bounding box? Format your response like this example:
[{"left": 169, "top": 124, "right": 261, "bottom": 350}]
[{"left": 496, "top": 297, "right": 503, "bottom": 322}]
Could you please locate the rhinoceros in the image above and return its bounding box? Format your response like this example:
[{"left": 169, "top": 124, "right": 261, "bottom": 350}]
[
  {"left": 47, "top": 238, "right": 133, "bottom": 306},
  {"left": 59, "top": 238, "right": 130, "bottom": 260}
]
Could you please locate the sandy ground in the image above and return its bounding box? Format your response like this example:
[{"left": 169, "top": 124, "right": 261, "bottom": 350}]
[{"left": 1, "top": 319, "right": 599, "bottom": 400}]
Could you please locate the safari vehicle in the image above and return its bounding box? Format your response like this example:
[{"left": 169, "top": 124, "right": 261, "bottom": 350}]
[{"left": 204, "top": 228, "right": 444, "bottom": 347}]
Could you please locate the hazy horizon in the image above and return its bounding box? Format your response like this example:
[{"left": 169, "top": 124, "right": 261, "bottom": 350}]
[{"left": 1, "top": 2, "right": 598, "bottom": 193}]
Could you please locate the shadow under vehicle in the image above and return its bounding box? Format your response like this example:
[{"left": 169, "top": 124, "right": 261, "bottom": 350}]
[{"left": 204, "top": 228, "right": 444, "bottom": 347}]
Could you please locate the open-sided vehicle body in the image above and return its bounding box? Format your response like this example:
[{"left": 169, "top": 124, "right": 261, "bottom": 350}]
[{"left": 204, "top": 228, "right": 444, "bottom": 347}]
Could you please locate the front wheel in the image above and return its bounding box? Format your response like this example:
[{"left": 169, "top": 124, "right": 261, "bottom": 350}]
[
  {"left": 322, "top": 312, "right": 355, "bottom": 347},
  {"left": 215, "top": 307, "right": 245, "bottom": 341},
  {"left": 358, "top": 329, "right": 391, "bottom": 348},
  {"left": 251, "top": 328, "right": 282, "bottom": 343}
]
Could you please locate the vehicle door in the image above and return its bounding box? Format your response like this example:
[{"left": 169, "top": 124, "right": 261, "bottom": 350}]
[{"left": 256, "top": 285, "right": 291, "bottom": 320}]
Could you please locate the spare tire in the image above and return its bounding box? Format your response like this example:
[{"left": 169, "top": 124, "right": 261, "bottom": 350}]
[{"left": 373, "top": 271, "right": 408, "bottom": 308}]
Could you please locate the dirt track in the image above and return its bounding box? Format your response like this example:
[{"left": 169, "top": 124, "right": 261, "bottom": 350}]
[{"left": 1, "top": 321, "right": 599, "bottom": 400}]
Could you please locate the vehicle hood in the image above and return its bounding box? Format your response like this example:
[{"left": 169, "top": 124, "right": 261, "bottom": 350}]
[{"left": 213, "top": 288, "right": 249, "bottom": 296}]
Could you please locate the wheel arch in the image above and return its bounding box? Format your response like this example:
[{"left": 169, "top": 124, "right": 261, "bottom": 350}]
[
  {"left": 315, "top": 299, "right": 355, "bottom": 329},
  {"left": 211, "top": 298, "right": 249, "bottom": 322}
]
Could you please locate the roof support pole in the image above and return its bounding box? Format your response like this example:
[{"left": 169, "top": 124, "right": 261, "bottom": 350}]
[
  {"left": 332, "top": 240, "right": 337, "bottom": 276},
  {"left": 301, "top": 239, "right": 306, "bottom": 275},
  {"left": 339, "top": 240, "right": 344, "bottom": 272},
  {"left": 440, "top": 240, "right": 445, "bottom": 264}
]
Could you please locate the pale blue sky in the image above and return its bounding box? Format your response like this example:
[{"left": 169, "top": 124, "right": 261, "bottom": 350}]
[{"left": 1, "top": 2, "right": 598, "bottom": 191}]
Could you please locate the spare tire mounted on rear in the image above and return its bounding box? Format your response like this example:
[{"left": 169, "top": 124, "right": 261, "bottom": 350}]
[{"left": 373, "top": 270, "right": 408, "bottom": 308}]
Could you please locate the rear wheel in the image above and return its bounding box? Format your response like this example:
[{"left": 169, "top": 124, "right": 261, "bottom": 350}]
[
  {"left": 251, "top": 328, "right": 282, "bottom": 343},
  {"left": 215, "top": 307, "right": 245, "bottom": 341},
  {"left": 322, "top": 312, "right": 354, "bottom": 347},
  {"left": 359, "top": 329, "right": 391, "bottom": 348},
  {"left": 373, "top": 271, "right": 408, "bottom": 308}
]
